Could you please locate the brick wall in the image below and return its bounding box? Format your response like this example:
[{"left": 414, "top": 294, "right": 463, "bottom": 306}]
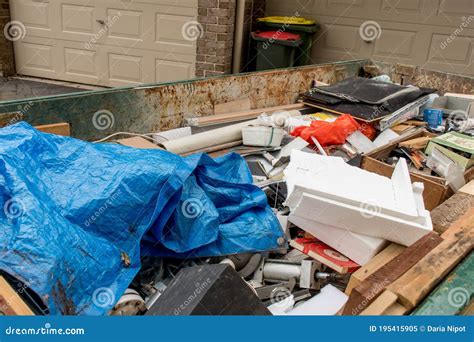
[
  {"left": 196, "top": 0, "right": 265, "bottom": 77},
  {"left": 0, "top": 0, "right": 15, "bottom": 76},
  {"left": 196, "top": 0, "right": 236, "bottom": 77}
]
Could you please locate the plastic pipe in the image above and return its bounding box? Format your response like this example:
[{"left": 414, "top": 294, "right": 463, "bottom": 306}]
[{"left": 232, "top": 0, "right": 245, "bottom": 73}]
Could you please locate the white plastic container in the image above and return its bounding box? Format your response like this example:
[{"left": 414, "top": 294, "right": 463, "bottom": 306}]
[{"left": 242, "top": 126, "right": 285, "bottom": 147}]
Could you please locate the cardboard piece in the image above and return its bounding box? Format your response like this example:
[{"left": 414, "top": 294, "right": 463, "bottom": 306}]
[
  {"left": 35, "top": 123, "right": 71, "bottom": 136},
  {"left": 425, "top": 132, "right": 474, "bottom": 171},
  {"left": 117, "top": 137, "right": 162, "bottom": 149},
  {"left": 362, "top": 130, "right": 474, "bottom": 210}
]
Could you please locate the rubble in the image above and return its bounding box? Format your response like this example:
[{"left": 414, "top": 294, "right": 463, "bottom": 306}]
[{"left": 0, "top": 70, "right": 473, "bottom": 318}]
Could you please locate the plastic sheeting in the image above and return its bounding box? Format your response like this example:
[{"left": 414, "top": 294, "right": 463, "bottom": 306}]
[{"left": 0, "top": 123, "right": 283, "bottom": 315}]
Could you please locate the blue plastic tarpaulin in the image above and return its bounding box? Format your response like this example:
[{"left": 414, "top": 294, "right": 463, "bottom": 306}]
[{"left": 0, "top": 122, "right": 283, "bottom": 315}]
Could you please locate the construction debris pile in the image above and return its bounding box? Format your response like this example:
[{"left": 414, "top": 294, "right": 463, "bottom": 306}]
[{"left": 0, "top": 75, "right": 473, "bottom": 316}]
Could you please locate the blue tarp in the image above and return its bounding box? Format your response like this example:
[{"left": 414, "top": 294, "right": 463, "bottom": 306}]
[{"left": 0, "top": 122, "right": 283, "bottom": 315}]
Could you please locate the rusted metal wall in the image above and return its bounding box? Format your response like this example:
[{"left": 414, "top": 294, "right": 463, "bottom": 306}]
[
  {"left": 1, "top": 59, "right": 473, "bottom": 141},
  {"left": 0, "top": 60, "right": 366, "bottom": 141},
  {"left": 375, "top": 62, "right": 474, "bottom": 95}
]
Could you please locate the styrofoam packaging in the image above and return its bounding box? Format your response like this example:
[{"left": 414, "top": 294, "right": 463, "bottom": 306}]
[{"left": 242, "top": 126, "right": 285, "bottom": 147}]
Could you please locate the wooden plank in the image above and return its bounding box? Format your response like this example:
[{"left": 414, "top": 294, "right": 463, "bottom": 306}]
[
  {"left": 412, "top": 252, "right": 473, "bottom": 315},
  {"left": 214, "top": 98, "right": 251, "bottom": 115},
  {"left": 388, "top": 208, "right": 474, "bottom": 309},
  {"left": 430, "top": 192, "right": 474, "bottom": 235},
  {"left": 359, "top": 290, "right": 400, "bottom": 315},
  {"left": 0, "top": 276, "right": 34, "bottom": 315},
  {"left": 343, "top": 232, "right": 442, "bottom": 315},
  {"left": 392, "top": 124, "right": 412, "bottom": 134},
  {"left": 35, "top": 123, "right": 71, "bottom": 136},
  {"left": 461, "top": 299, "right": 474, "bottom": 315},
  {"left": 399, "top": 136, "right": 432, "bottom": 150},
  {"left": 345, "top": 243, "right": 405, "bottom": 295},
  {"left": 459, "top": 180, "right": 474, "bottom": 196},
  {"left": 195, "top": 103, "right": 305, "bottom": 126}
]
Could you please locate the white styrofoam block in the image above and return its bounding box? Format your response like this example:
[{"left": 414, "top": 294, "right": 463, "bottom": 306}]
[
  {"left": 288, "top": 215, "right": 387, "bottom": 266},
  {"left": 285, "top": 151, "right": 432, "bottom": 246},
  {"left": 286, "top": 284, "right": 348, "bottom": 316},
  {"left": 391, "top": 158, "right": 418, "bottom": 217},
  {"left": 285, "top": 151, "right": 400, "bottom": 214},
  {"left": 288, "top": 189, "right": 431, "bottom": 246}
]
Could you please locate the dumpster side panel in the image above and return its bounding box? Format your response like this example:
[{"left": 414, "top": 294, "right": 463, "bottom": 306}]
[
  {"left": 373, "top": 61, "right": 474, "bottom": 95},
  {"left": 0, "top": 60, "right": 367, "bottom": 140}
]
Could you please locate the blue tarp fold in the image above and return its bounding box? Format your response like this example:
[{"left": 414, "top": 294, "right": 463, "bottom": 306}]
[{"left": 0, "top": 122, "right": 282, "bottom": 315}]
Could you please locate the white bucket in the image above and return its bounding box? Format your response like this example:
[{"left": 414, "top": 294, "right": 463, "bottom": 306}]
[{"left": 242, "top": 126, "right": 285, "bottom": 147}]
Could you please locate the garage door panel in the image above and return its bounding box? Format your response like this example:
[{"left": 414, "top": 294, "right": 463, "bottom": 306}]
[
  {"left": 64, "top": 48, "right": 98, "bottom": 79},
  {"left": 429, "top": 34, "right": 473, "bottom": 64},
  {"left": 106, "top": 8, "right": 143, "bottom": 40},
  {"left": 438, "top": 0, "right": 474, "bottom": 17},
  {"left": 17, "top": 42, "right": 55, "bottom": 73},
  {"left": 381, "top": 0, "right": 423, "bottom": 14},
  {"left": 61, "top": 4, "right": 95, "bottom": 35},
  {"left": 155, "top": 60, "right": 194, "bottom": 83},
  {"left": 108, "top": 53, "right": 144, "bottom": 84},
  {"left": 268, "top": 2, "right": 474, "bottom": 76},
  {"left": 12, "top": 0, "right": 197, "bottom": 86},
  {"left": 373, "top": 30, "right": 417, "bottom": 58}
]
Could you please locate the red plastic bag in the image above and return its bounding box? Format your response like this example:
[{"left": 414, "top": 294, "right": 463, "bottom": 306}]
[{"left": 291, "top": 114, "right": 375, "bottom": 146}]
